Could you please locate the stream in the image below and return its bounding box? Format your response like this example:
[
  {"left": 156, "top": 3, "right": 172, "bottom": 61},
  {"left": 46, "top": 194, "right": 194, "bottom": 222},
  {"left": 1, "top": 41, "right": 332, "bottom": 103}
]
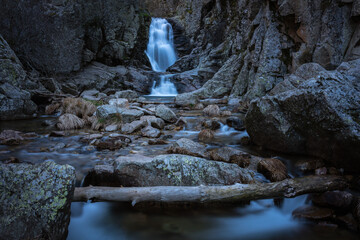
[{"left": 0, "top": 107, "right": 359, "bottom": 240}]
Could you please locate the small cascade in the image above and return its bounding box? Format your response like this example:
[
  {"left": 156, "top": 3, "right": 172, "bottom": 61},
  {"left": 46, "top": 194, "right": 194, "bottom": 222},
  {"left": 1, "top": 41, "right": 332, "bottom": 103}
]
[
  {"left": 218, "top": 123, "right": 239, "bottom": 136},
  {"left": 149, "top": 75, "right": 178, "bottom": 96},
  {"left": 146, "top": 18, "right": 177, "bottom": 72},
  {"left": 146, "top": 18, "right": 178, "bottom": 96}
]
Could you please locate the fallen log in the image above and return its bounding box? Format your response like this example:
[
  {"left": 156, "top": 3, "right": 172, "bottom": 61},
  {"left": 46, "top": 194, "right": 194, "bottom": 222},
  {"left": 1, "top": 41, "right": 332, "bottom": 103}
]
[{"left": 73, "top": 175, "right": 348, "bottom": 205}]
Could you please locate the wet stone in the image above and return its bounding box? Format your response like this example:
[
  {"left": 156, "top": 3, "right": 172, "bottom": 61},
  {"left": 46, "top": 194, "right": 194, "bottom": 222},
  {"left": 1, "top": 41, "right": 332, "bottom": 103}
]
[
  {"left": 226, "top": 117, "right": 245, "bottom": 131},
  {"left": 292, "top": 206, "right": 335, "bottom": 221},
  {"left": 198, "top": 129, "right": 215, "bottom": 142},
  {"left": 0, "top": 130, "right": 24, "bottom": 145},
  {"left": 312, "top": 191, "right": 353, "bottom": 211},
  {"left": 257, "top": 158, "right": 288, "bottom": 182},
  {"left": 202, "top": 119, "right": 221, "bottom": 130}
]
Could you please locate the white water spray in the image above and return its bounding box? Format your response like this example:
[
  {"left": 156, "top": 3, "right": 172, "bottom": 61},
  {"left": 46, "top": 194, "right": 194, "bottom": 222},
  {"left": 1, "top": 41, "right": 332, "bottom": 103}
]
[
  {"left": 149, "top": 75, "right": 178, "bottom": 96},
  {"left": 146, "top": 18, "right": 178, "bottom": 96}
]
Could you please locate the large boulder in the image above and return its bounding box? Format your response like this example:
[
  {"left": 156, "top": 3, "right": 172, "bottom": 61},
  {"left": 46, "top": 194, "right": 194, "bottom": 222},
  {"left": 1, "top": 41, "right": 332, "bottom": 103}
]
[
  {"left": 0, "top": 35, "right": 37, "bottom": 120},
  {"left": 84, "top": 154, "right": 255, "bottom": 187},
  {"left": 245, "top": 61, "right": 360, "bottom": 171},
  {"left": 0, "top": 161, "right": 75, "bottom": 240}
]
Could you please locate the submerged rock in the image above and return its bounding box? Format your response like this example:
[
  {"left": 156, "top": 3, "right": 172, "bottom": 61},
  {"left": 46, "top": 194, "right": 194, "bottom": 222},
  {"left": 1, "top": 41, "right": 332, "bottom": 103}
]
[
  {"left": 0, "top": 161, "right": 75, "bottom": 240},
  {"left": 84, "top": 154, "right": 255, "bottom": 187}
]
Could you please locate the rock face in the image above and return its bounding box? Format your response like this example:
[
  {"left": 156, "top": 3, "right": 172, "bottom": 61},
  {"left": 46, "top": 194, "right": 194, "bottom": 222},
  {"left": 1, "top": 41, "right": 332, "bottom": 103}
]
[
  {"left": 144, "top": 0, "right": 360, "bottom": 103},
  {"left": 0, "top": 161, "right": 75, "bottom": 240},
  {"left": 245, "top": 60, "right": 360, "bottom": 172},
  {"left": 84, "top": 154, "right": 255, "bottom": 187},
  {"left": 0, "top": 0, "right": 151, "bottom": 74},
  {"left": 66, "top": 62, "right": 153, "bottom": 94},
  {"left": 0, "top": 35, "right": 37, "bottom": 120}
]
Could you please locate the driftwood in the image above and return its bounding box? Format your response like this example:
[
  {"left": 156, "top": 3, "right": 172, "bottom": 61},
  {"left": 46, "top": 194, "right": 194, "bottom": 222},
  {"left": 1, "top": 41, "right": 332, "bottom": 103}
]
[{"left": 73, "top": 175, "right": 348, "bottom": 205}]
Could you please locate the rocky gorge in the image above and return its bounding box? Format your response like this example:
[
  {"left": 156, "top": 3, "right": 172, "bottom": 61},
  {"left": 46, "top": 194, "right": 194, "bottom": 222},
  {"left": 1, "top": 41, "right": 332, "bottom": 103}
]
[{"left": 1, "top": 0, "right": 360, "bottom": 239}]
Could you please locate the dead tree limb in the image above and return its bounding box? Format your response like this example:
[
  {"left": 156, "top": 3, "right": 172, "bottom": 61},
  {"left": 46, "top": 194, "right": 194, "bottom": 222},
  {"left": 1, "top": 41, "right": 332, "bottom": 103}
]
[{"left": 73, "top": 175, "right": 347, "bottom": 204}]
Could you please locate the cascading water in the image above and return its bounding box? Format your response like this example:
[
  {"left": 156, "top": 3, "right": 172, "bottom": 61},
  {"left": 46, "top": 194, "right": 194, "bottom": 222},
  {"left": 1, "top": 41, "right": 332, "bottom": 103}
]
[
  {"left": 146, "top": 18, "right": 177, "bottom": 72},
  {"left": 146, "top": 18, "right": 178, "bottom": 96},
  {"left": 149, "top": 75, "right": 178, "bottom": 96}
]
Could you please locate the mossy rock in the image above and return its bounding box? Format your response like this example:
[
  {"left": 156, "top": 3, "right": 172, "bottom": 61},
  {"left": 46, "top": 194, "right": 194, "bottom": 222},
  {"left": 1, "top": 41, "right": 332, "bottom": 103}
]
[{"left": 0, "top": 161, "right": 76, "bottom": 240}]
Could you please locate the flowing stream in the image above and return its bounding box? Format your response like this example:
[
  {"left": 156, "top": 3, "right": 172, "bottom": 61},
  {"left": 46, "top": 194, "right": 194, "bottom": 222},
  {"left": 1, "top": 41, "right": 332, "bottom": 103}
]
[
  {"left": 149, "top": 75, "right": 178, "bottom": 96},
  {"left": 1, "top": 115, "right": 358, "bottom": 240},
  {"left": 146, "top": 18, "right": 178, "bottom": 96}
]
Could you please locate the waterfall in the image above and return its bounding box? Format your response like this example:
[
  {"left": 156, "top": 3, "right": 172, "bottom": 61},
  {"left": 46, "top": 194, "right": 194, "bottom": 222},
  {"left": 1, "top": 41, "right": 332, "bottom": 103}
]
[
  {"left": 146, "top": 18, "right": 178, "bottom": 96},
  {"left": 146, "top": 18, "right": 177, "bottom": 72},
  {"left": 149, "top": 75, "right": 178, "bottom": 96}
]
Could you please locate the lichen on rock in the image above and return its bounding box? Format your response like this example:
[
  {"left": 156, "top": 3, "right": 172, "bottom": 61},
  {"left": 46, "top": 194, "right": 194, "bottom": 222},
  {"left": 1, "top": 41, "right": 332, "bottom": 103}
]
[{"left": 0, "top": 161, "right": 76, "bottom": 240}]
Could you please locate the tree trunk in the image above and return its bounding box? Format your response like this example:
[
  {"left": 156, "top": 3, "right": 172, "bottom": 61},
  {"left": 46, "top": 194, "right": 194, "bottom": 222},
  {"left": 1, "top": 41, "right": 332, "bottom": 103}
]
[{"left": 73, "top": 175, "right": 347, "bottom": 205}]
